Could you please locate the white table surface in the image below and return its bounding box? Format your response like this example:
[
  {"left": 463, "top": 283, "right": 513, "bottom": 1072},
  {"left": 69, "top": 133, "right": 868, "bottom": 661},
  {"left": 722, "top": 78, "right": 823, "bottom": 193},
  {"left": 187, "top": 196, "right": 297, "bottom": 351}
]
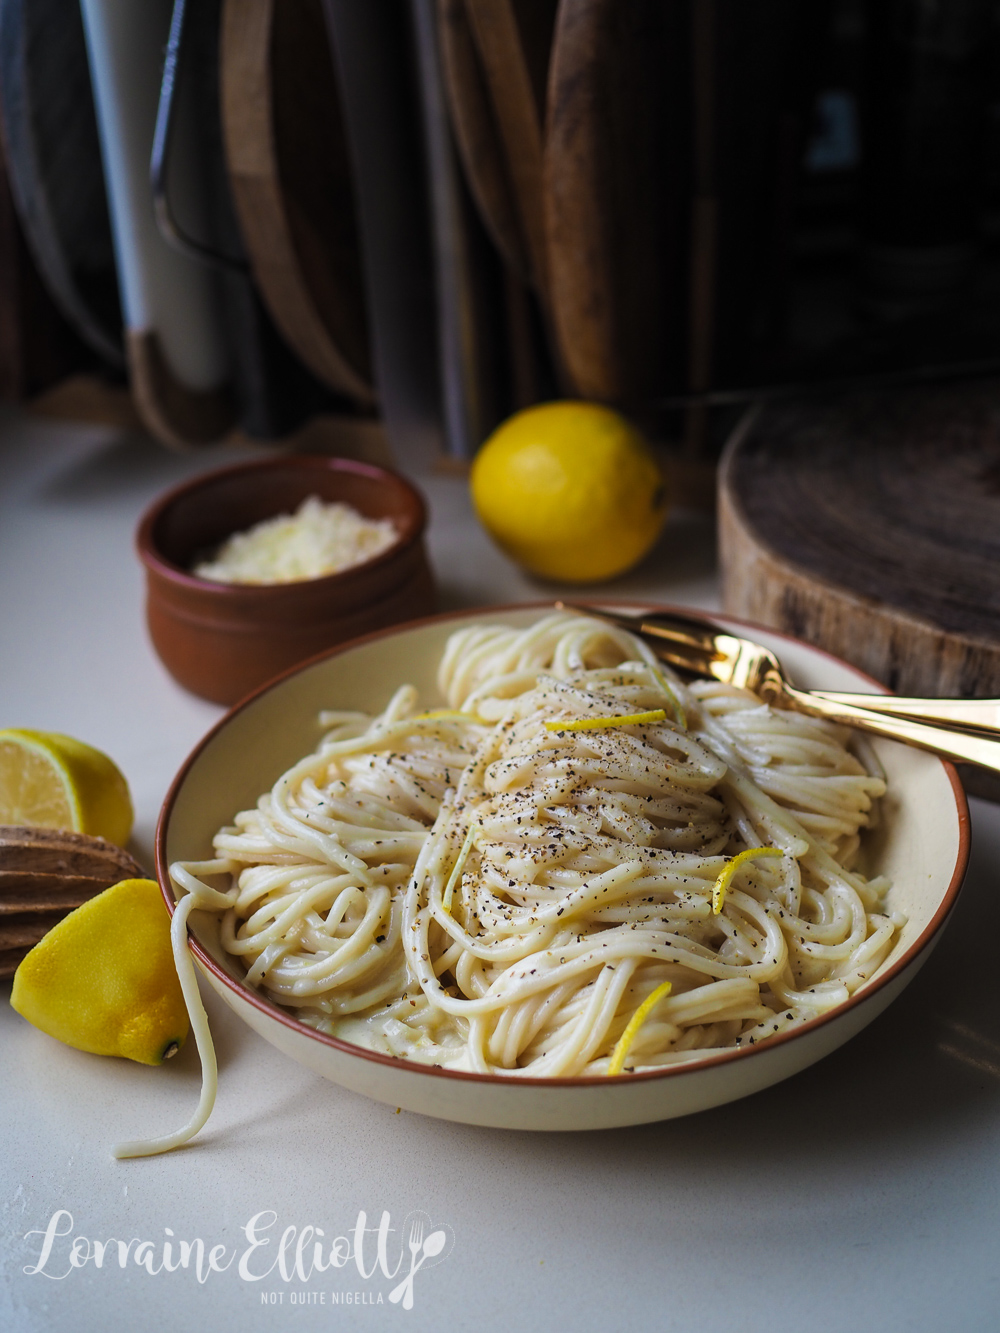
[{"left": 2, "top": 409, "right": 998, "bottom": 1333}]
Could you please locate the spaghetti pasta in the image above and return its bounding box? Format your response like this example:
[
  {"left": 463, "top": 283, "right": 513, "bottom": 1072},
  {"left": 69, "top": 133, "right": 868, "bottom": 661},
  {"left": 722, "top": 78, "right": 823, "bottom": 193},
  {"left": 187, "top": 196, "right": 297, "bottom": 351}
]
[{"left": 170, "top": 613, "right": 900, "bottom": 1078}]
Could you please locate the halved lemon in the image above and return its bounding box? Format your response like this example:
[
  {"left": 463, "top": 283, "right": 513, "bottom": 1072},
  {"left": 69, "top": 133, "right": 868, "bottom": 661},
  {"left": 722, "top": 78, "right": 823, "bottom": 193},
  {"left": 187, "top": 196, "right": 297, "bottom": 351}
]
[
  {"left": 0, "top": 729, "right": 133, "bottom": 846},
  {"left": 11, "top": 878, "right": 188, "bottom": 1066}
]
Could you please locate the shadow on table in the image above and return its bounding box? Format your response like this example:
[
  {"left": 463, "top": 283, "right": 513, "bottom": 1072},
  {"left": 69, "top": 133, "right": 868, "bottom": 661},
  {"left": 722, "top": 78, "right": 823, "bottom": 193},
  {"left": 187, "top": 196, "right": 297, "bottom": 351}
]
[{"left": 35, "top": 424, "right": 269, "bottom": 507}]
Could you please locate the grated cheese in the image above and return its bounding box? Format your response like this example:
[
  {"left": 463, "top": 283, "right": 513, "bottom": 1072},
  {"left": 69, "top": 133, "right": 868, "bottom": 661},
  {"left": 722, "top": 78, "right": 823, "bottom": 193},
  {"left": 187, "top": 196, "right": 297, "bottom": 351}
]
[{"left": 193, "top": 496, "right": 398, "bottom": 585}]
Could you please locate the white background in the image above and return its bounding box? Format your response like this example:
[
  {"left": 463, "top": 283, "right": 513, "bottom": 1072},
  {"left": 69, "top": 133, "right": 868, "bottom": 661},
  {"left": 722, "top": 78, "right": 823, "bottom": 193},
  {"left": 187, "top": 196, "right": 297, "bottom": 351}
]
[{"left": 2, "top": 410, "right": 998, "bottom": 1332}]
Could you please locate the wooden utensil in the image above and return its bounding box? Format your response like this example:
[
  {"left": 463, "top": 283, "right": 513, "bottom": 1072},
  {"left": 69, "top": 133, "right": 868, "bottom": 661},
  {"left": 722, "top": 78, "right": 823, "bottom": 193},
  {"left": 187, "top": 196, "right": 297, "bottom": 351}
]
[{"left": 0, "top": 826, "right": 145, "bottom": 978}]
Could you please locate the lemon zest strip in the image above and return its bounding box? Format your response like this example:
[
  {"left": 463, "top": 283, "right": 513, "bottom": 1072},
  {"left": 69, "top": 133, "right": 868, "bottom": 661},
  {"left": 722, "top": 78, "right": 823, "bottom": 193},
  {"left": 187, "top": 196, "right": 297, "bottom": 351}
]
[
  {"left": 712, "top": 846, "right": 784, "bottom": 916},
  {"left": 442, "top": 825, "right": 477, "bottom": 914},
  {"left": 544, "top": 709, "right": 667, "bottom": 733},
  {"left": 651, "top": 667, "right": 687, "bottom": 730},
  {"left": 607, "top": 981, "right": 674, "bottom": 1076}
]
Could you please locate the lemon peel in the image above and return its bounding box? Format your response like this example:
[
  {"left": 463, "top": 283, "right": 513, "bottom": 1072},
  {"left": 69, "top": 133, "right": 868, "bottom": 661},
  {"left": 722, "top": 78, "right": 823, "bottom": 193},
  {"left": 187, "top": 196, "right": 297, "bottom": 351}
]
[
  {"left": 544, "top": 709, "right": 666, "bottom": 733},
  {"left": 442, "top": 825, "right": 477, "bottom": 914},
  {"left": 712, "top": 846, "right": 785, "bottom": 915},
  {"left": 607, "top": 981, "right": 674, "bottom": 1075}
]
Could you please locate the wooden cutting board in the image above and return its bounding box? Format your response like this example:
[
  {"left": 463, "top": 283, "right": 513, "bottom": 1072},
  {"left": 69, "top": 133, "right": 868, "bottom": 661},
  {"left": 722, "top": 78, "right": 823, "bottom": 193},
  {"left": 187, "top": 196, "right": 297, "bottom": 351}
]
[
  {"left": 719, "top": 379, "right": 1000, "bottom": 702},
  {"left": 544, "top": 0, "right": 688, "bottom": 408}
]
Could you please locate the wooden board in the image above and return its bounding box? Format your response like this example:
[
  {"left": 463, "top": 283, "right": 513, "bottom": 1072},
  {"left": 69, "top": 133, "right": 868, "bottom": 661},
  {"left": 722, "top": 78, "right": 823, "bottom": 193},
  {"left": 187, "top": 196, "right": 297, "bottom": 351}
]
[
  {"left": 544, "top": 0, "right": 688, "bottom": 408},
  {"left": 437, "top": 0, "right": 530, "bottom": 284},
  {"left": 178, "top": 0, "right": 338, "bottom": 441},
  {"left": 221, "top": 0, "right": 374, "bottom": 406},
  {"left": 719, "top": 380, "right": 1000, "bottom": 701},
  {"left": 434, "top": 0, "right": 555, "bottom": 419}
]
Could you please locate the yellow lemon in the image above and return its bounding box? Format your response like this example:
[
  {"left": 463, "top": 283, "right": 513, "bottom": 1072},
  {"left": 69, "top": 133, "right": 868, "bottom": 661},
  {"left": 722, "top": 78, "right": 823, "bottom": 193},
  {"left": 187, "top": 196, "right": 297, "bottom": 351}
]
[
  {"left": 470, "top": 401, "right": 668, "bottom": 582},
  {"left": 0, "top": 729, "right": 133, "bottom": 846},
  {"left": 10, "top": 878, "right": 189, "bottom": 1065}
]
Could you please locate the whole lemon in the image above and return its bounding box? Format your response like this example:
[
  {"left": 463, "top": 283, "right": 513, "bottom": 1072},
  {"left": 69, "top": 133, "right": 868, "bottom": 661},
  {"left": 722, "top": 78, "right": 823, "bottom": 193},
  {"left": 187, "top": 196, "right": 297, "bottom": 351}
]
[
  {"left": 10, "top": 878, "right": 189, "bottom": 1065},
  {"left": 470, "top": 401, "right": 668, "bottom": 582}
]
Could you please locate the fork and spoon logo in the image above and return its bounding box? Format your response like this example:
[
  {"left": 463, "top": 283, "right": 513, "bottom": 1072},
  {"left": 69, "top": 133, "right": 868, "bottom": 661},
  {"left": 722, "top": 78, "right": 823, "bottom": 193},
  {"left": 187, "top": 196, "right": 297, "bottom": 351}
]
[{"left": 388, "top": 1212, "right": 452, "bottom": 1311}]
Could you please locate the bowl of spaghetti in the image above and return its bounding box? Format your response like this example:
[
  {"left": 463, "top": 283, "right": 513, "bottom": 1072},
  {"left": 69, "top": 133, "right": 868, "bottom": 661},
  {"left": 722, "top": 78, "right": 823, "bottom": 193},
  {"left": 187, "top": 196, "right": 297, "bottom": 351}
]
[{"left": 157, "top": 605, "right": 969, "bottom": 1130}]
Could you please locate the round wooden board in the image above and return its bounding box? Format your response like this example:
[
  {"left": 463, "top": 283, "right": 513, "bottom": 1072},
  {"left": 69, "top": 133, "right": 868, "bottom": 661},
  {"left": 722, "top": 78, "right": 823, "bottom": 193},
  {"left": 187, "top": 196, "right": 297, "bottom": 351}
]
[{"left": 719, "top": 380, "right": 1000, "bottom": 703}]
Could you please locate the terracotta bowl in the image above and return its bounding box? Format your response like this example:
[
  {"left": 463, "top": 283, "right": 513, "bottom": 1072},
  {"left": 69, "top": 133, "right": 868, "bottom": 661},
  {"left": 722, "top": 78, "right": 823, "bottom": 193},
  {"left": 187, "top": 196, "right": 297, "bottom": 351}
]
[
  {"left": 136, "top": 455, "right": 435, "bottom": 705},
  {"left": 157, "top": 605, "right": 969, "bottom": 1131}
]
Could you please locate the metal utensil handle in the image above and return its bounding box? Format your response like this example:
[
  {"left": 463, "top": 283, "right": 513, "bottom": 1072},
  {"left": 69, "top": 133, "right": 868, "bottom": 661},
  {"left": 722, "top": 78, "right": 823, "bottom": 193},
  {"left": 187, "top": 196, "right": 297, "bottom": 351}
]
[
  {"left": 782, "top": 684, "right": 1000, "bottom": 773},
  {"left": 811, "top": 693, "right": 1000, "bottom": 736}
]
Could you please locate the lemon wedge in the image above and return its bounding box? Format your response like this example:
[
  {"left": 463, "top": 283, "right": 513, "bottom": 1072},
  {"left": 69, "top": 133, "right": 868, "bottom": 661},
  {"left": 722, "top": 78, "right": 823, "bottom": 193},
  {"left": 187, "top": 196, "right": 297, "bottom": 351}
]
[
  {"left": 0, "top": 729, "right": 133, "bottom": 846},
  {"left": 10, "top": 878, "right": 188, "bottom": 1065}
]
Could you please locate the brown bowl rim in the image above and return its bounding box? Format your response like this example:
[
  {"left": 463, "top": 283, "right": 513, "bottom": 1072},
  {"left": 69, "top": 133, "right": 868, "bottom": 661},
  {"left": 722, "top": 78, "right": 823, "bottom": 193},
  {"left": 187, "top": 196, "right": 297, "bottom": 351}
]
[
  {"left": 155, "top": 600, "right": 971, "bottom": 1094},
  {"left": 135, "top": 455, "right": 427, "bottom": 596}
]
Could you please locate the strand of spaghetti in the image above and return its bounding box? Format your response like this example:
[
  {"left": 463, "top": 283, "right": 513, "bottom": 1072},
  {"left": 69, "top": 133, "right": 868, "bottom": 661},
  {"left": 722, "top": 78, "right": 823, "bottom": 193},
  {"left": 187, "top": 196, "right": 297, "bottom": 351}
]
[
  {"left": 442, "top": 824, "right": 477, "bottom": 912},
  {"left": 651, "top": 666, "right": 687, "bottom": 729},
  {"left": 113, "top": 887, "right": 222, "bottom": 1159},
  {"left": 607, "top": 981, "right": 674, "bottom": 1075}
]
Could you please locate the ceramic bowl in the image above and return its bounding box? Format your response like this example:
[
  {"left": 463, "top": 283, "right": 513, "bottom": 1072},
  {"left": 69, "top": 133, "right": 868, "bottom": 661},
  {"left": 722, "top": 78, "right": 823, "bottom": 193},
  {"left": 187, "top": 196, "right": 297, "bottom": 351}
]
[
  {"left": 156, "top": 605, "right": 970, "bottom": 1130},
  {"left": 136, "top": 455, "right": 435, "bottom": 705}
]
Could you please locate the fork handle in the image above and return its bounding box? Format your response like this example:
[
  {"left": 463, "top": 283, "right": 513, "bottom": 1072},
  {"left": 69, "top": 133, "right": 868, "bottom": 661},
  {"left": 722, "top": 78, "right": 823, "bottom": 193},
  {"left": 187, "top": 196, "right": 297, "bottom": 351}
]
[
  {"left": 780, "top": 684, "right": 1000, "bottom": 772},
  {"left": 810, "top": 693, "right": 1000, "bottom": 736}
]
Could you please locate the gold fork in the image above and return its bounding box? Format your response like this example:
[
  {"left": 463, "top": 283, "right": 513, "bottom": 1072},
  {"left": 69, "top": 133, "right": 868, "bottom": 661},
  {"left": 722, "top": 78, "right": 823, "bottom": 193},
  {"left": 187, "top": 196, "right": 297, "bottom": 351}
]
[{"left": 556, "top": 602, "right": 1000, "bottom": 774}]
